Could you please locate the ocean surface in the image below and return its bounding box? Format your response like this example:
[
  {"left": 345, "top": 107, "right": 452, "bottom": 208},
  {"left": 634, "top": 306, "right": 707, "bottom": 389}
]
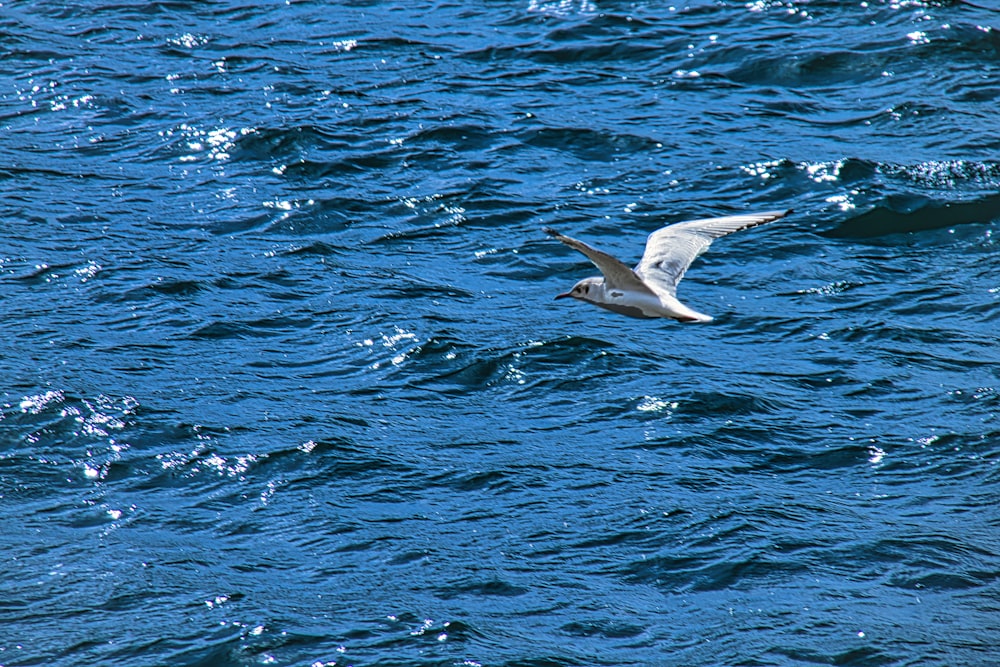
[{"left": 3, "top": 1, "right": 1000, "bottom": 665}]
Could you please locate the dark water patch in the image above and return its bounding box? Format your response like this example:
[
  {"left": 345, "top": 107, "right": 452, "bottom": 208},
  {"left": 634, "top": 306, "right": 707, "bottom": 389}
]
[
  {"left": 229, "top": 123, "right": 349, "bottom": 161},
  {"left": 387, "top": 549, "right": 432, "bottom": 566},
  {"left": 501, "top": 657, "right": 590, "bottom": 667},
  {"left": 892, "top": 570, "right": 999, "bottom": 592},
  {"left": 953, "top": 83, "right": 1000, "bottom": 103},
  {"left": 160, "top": 629, "right": 269, "bottom": 667},
  {"left": 520, "top": 37, "right": 683, "bottom": 66},
  {"left": 436, "top": 578, "right": 530, "bottom": 600},
  {"left": 759, "top": 442, "right": 877, "bottom": 474},
  {"left": 426, "top": 468, "right": 523, "bottom": 494},
  {"left": 827, "top": 319, "right": 981, "bottom": 347},
  {"left": 915, "top": 20, "right": 1000, "bottom": 58},
  {"left": 570, "top": 528, "right": 664, "bottom": 552},
  {"left": 726, "top": 47, "right": 899, "bottom": 88},
  {"left": 674, "top": 390, "right": 786, "bottom": 419},
  {"left": 369, "top": 221, "right": 470, "bottom": 245},
  {"left": 256, "top": 203, "right": 357, "bottom": 237},
  {"left": 879, "top": 345, "right": 997, "bottom": 373},
  {"left": 826, "top": 532, "right": 1000, "bottom": 590},
  {"left": 7, "top": 259, "right": 83, "bottom": 284},
  {"left": 407, "top": 123, "right": 501, "bottom": 153},
  {"left": 402, "top": 335, "right": 617, "bottom": 396},
  {"left": 378, "top": 282, "right": 477, "bottom": 302},
  {"left": 619, "top": 550, "right": 811, "bottom": 593},
  {"left": 204, "top": 209, "right": 280, "bottom": 236},
  {"left": 187, "top": 314, "right": 316, "bottom": 340},
  {"left": 560, "top": 619, "right": 645, "bottom": 639},
  {"left": 747, "top": 96, "right": 877, "bottom": 127},
  {"left": 517, "top": 126, "right": 661, "bottom": 162},
  {"left": 825, "top": 193, "right": 1000, "bottom": 238},
  {"left": 767, "top": 644, "right": 895, "bottom": 667},
  {"left": 120, "top": 277, "right": 206, "bottom": 300},
  {"left": 276, "top": 239, "right": 353, "bottom": 258},
  {"left": 761, "top": 367, "right": 858, "bottom": 392},
  {"left": 225, "top": 437, "right": 405, "bottom": 485},
  {"left": 282, "top": 152, "right": 401, "bottom": 181}
]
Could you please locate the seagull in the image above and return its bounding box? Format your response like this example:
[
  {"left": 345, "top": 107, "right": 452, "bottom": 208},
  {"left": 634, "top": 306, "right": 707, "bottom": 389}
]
[{"left": 544, "top": 209, "right": 790, "bottom": 322}]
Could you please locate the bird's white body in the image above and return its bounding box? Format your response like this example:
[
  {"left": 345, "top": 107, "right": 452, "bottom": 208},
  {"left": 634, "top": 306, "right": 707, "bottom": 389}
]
[
  {"left": 562, "top": 275, "right": 712, "bottom": 322},
  {"left": 545, "top": 210, "right": 790, "bottom": 322}
]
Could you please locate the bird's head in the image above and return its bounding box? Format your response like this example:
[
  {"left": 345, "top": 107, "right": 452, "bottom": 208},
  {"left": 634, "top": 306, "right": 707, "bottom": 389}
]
[{"left": 555, "top": 277, "right": 603, "bottom": 303}]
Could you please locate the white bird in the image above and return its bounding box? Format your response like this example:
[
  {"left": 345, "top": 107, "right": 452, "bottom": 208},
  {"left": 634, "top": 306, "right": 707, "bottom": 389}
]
[{"left": 544, "top": 209, "right": 790, "bottom": 322}]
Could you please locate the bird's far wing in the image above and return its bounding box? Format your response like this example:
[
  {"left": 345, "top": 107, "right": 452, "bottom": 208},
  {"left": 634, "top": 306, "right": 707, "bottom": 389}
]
[
  {"left": 635, "top": 210, "right": 789, "bottom": 297},
  {"left": 543, "top": 227, "right": 653, "bottom": 294}
]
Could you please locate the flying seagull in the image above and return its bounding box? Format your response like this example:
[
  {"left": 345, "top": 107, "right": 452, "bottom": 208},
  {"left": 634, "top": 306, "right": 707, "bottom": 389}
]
[{"left": 544, "top": 209, "right": 790, "bottom": 322}]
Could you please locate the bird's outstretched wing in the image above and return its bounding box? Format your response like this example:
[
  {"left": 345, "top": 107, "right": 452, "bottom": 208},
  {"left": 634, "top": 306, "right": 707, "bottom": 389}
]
[
  {"left": 635, "top": 210, "right": 790, "bottom": 297},
  {"left": 543, "top": 227, "right": 654, "bottom": 294}
]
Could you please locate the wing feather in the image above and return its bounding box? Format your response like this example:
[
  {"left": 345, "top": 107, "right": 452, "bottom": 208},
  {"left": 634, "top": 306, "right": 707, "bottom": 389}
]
[
  {"left": 635, "top": 210, "right": 789, "bottom": 297},
  {"left": 543, "top": 227, "right": 654, "bottom": 294}
]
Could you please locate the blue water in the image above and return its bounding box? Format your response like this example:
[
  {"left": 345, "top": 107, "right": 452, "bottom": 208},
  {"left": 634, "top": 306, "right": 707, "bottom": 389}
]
[{"left": 3, "top": 1, "right": 1000, "bottom": 665}]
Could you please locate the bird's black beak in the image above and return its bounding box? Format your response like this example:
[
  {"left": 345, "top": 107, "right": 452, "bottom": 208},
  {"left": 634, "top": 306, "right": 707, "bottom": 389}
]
[{"left": 554, "top": 292, "right": 572, "bottom": 300}]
